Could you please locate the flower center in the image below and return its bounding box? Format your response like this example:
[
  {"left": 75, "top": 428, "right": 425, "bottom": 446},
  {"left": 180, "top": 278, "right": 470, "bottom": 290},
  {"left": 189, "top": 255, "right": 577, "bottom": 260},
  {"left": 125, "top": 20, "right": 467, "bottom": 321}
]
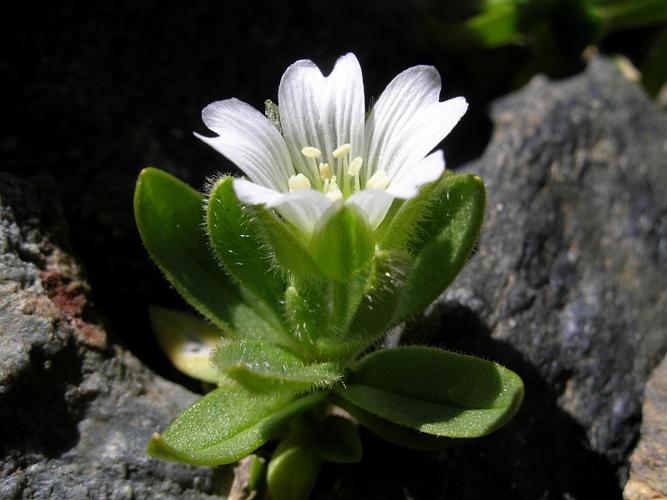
[{"left": 288, "top": 144, "right": 389, "bottom": 199}]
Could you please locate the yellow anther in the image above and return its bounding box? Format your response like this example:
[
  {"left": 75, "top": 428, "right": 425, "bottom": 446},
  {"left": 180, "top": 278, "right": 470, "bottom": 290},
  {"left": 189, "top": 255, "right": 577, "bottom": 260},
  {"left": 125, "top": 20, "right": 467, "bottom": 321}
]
[
  {"left": 301, "top": 146, "right": 322, "bottom": 159},
  {"left": 319, "top": 162, "right": 332, "bottom": 179},
  {"left": 332, "top": 143, "right": 352, "bottom": 158},
  {"left": 288, "top": 173, "right": 311, "bottom": 191},
  {"left": 347, "top": 156, "right": 363, "bottom": 177},
  {"left": 325, "top": 176, "right": 343, "bottom": 201},
  {"left": 366, "top": 170, "right": 390, "bottom": 190}
]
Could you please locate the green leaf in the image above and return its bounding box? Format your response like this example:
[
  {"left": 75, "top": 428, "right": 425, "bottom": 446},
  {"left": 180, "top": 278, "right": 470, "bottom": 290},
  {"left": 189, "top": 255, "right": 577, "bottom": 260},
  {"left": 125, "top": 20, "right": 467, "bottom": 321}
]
[
  {"left": 146, "top": 382, "right": 326, "bottom": 466},
  {"left": 395, "top": 173, "right": 485, "bottom": 321},
  {"left": 284, "top": 285, "right": 323, "bottom": 347},
  {"left": 310, "top": 203, "right": 375, "bottom": 281},
  {"left": 463, "top": 2, "right": 519, "bottom": 48},
  {"left": 314, "top": 250, "right": 410, "bottom": 361},
  {"left": 149, "top": 306, "right": 221, "bottom": 383},
  {"left": 212, "top": 339, "right": 344, "bottom": 393},
  {"left": 252, "top": 206, "right": 321, "bottom": 280},
  {"left": 267, "top": 438, "right": 322, "bottom": 500},
  {"left": 207, "top": 177, "right": 285, "bottom": 321},
  {"left": 313, "top": 415, "right": 362, "bottom": 463},
  {"left": 345, "top": 251, "right": 410, "bottom": 344},
  {"left": 337, "top": 346, "right": 523, "bottom": 438},
  {"left": 334, "top": 396, "right": 466, "bottom": 451},
  {"left": 134, "top": 167, "right": 274, "bottom": 339}
]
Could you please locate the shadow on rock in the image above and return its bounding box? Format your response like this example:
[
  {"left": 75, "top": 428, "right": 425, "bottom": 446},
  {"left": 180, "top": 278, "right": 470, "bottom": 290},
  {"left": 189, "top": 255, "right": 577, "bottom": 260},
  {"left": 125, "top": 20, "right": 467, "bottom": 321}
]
[{"left": 314, "top": 301, "right": 622, "bottom": 500}]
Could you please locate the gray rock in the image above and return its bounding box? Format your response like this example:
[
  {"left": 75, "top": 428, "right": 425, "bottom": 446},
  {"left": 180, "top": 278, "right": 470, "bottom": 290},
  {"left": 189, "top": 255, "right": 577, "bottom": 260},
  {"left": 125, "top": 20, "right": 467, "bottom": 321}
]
[
  {"left": 0, "top": 173, "right": 231, "bottom": 499},
  {"left": 624, "top": 354, "right": 667, "bottom": 499}
]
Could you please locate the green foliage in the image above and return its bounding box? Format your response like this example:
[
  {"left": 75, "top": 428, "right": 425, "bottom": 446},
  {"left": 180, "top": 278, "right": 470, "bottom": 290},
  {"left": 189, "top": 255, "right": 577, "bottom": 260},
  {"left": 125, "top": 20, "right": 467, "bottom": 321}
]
[
  {"left": 395, "top": 174, "right": 486, "bottom": 321},
  {"left": 134, "top": 168, "right": 277, "bottom": 341},
  {"left": 135, "top": 167, "right": 523, "bottom": 498},
  {"left": 207, "top": 177, "right": 285, "bottom": 322},
  {"left": 429, "top": 0, "right": 667, "bottom": 97},
  {"left": 212, "top": 338, "right": 343, "bottom": 393},
  {"left": 267, "top": 437, "right": 322, "bottom": 500},
  {"left": 147, "top": 382, "right": 326, "bottom": 466},
  {"left": 335, "top": 396, "right": 466, "bottom": 451},
  {"left": 309, "top": 203, "right": 375, "bottom": 281},
  {"left": 337, "top": 346, "right": 524, "bottom": 438}
]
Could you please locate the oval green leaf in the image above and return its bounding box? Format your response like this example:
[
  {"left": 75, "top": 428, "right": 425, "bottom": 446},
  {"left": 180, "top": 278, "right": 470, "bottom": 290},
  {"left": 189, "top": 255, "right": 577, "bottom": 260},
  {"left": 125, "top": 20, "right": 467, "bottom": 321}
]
[
  {"left": 207, "top": 177, "right": 285, "bottom": 319},
  {"left": 267, "top": 438, "right": 322, "bottom": 500},
  {"left": 337, "top": 346, "right": 523, "bottom": 438},
  {"left": 147, "top": 383, "right": 326, "bottom": 466},
  {"left": 134, "top": 167, "right": 275, "bottom": 340},
  {"left": 394, "top": 173, "right": 485, "bottom": 321},
  {"left": 334, "top": 396, "right": 466, "bottom": 451}
]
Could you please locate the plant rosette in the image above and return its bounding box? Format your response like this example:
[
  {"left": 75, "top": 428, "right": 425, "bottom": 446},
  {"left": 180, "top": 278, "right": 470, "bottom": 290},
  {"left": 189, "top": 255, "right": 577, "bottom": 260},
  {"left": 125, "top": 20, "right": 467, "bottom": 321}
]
[{"left": 134, "top": 53, "right": 523, "bottom": 500}]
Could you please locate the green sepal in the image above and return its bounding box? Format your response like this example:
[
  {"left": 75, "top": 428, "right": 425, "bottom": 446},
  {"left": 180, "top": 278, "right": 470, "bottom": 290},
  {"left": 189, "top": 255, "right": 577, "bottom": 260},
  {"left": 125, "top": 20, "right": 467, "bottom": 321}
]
[
  {"left": 146, "top": 382, "right": 326, "bottom": 466},
  {"left": 334, "top": 396, "right": 466, "bottom": 451},
  {"left": 134, "top": 167, "right": 274, "bottom": 339},
  {"left": 344, "top": 250, "right": 410, "bottom": 352},
  {"left": 313, "top": 415, "right": 362, "bottom": 464},
  {"left": 206, "top": 176, "right": 285, "bottom": 323},
  {"left": 252, "top": 206, "right": 321, "bottom": 280},
  {"left": 148, "top": 306, "right": 221, "bottom": 384},
  {"left": 212, "top": 338, "right": 344, "bottom": 393},
  {"left": 394, "top": 173, "right": 485, "bottom": 321},
  {"left": 309, "top": 203, "right": 375, "bottom": 282},
  {"left": 267, "top": 437, "right": 322, "bottom": 500},
  {"left": 247, "top": 454, "right": 267, "bottom": 492},
  {"left": 337, "top": 346, "right": 523, "bottom": 438},
  {"left": 284, "top": 285, "right": 328, "bottom": 348}
]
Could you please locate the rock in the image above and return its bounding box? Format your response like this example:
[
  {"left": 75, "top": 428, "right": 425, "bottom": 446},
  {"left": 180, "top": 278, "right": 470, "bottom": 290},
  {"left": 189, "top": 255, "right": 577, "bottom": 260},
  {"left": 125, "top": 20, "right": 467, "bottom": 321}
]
[
  {"left": 624, "top": 354, "right": 667, "bottom": 499},
  {"left": 0, "top": 173, "right": 230, "bottom": 499}
]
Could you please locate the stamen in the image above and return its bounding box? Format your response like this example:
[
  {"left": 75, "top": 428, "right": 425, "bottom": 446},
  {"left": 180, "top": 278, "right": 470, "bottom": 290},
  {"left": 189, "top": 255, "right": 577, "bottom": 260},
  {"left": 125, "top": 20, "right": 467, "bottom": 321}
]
[
  {"left": 300, "top": 146, "right": 323, "bottom": 189},
  {"left": 347, "top": 156, "right": 363, "bottom": 177},
  {"left": 332, "top": 143, "right": 352, "bottom": 159},
  {"left": 288, "top": 173, "right": 311, "bottom": 191},
  {"left": 319, "top": 162, "right": 332, "bottom": 180},
  {"left": 325, "top": 176, "right": 343, "bottom": 201},
  {"left": 366, "top": 170, "right": 390, "bottom": 190},
  {"left": 301, "top": 146, "right": 322, "bottom": 159}
]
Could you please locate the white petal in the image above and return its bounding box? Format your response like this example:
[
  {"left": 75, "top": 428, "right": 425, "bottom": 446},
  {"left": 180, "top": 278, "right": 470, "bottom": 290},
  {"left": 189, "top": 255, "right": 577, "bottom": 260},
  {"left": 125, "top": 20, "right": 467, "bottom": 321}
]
[
  {"left": 365, "top": 65, "right": 467, "bottom": 181},
  {"left": 233, "top": 178, "right": 332, "bottom": 236},
  {"left": 195, "top": 98, "right": 293, "bottom": 192},
  {"left": 387, "top": 150, "right": 446, "bottom": 199},
  {"left": 279, "top": 53, "right": 365, "bottom": 183},
  {"left": 347, "top": 190, "right": 394, "bottom": 229}
]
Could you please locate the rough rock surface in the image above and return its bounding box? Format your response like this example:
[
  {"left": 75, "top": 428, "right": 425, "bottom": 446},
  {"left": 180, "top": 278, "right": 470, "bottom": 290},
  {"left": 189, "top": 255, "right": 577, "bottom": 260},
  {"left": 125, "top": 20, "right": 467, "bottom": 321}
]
[
  {"left": 624, "top": 354, "right": 667, "bottom": 500},
  {"left": 0, "top": 173, "right": 230, "bottom": 499},
  {"left": 321, "top": 58, "right": 667, "bottom": 499}
]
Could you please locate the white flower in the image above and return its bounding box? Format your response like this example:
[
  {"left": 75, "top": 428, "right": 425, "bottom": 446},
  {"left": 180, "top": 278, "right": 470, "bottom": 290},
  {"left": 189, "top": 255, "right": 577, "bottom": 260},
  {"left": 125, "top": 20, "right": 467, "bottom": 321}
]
[{"left": 196, "top": 53, "right": 467, "bottom": 236}]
